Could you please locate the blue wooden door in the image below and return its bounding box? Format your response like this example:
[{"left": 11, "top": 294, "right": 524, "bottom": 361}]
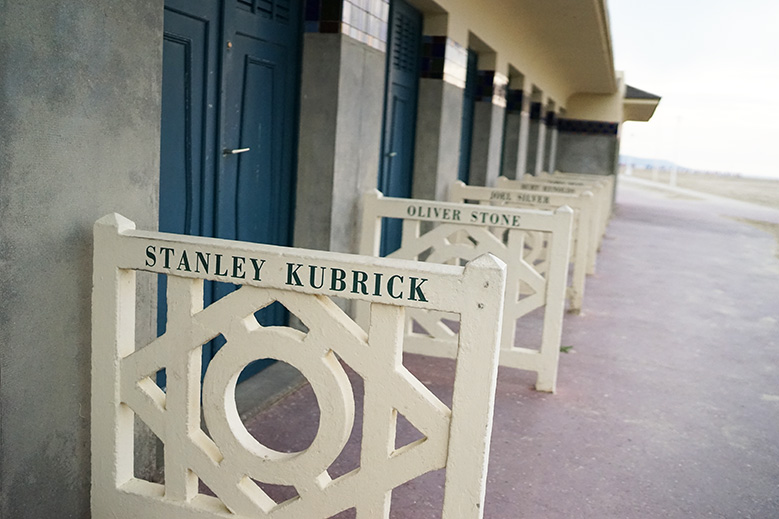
[
  {"left": 160, "top": 0, "right": 301, "bottom": 377},
  {"left": 379, "top": 0, "right": 422, "bottom": 255}
]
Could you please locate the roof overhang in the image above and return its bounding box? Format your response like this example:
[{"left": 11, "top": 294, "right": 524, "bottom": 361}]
[
  {"left": 428, "top": 0, "right": 619, "bottom": 102},
  {"left": 623, "top": 84, "right": 661, "bottom": 121},
  {"left": 514, "top": 0, "right": 618, "bottom": 95}
]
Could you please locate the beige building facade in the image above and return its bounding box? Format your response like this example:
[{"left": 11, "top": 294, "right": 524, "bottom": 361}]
[{"left": 0, "top": 0, "right": 658, "bottom": 516}]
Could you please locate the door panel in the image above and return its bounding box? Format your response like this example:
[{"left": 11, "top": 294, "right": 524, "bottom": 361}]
[
  {"left": 379, "top": 0, "right": 421, "bottom": 255},
  {"left": 237, "top": 55, "right": 278, "bottom": 243},
  {"left": 160, "top": 0, "right": 300, "bottom": 378},
  {"left": 159, "top": 5, "right": 220, "bottom": 344},
  {"left": 217, "top": 0, "right": 300, "bottom": 350},
  {"left": 221, "top": 38, "right": 293, "bottom": 247}
]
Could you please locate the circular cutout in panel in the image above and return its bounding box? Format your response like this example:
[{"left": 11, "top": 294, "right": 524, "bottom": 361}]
[
  {"left": 202, "top": 325, "right": 354, "bottom": 485},
  {"left": 238, "top": 361, "right": 320, "bottom": 453}
]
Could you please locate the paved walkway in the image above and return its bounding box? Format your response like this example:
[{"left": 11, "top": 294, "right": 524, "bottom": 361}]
[{"left": 246, "top": 179, "right": 779, "bottom": 518}]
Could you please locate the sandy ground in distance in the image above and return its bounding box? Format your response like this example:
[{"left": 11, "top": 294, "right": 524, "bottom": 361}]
[
  {"left": 622, "top": 168, "right": 779, "bottom": 258},
  {"left": 626, "top": 168, "right": 779, "bottom": 209}
]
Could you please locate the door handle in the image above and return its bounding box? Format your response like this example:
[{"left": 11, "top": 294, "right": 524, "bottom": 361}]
[
  {"left": 387, "top": 151, "right": 398, "bottom": 157},
  {"left": 223, "top": 147, "right": 251, "bottom": 155}
]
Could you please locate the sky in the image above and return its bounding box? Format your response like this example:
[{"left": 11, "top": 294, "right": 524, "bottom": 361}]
[{"left": 608, "top": 0, "right": 779, "bottom": 178}]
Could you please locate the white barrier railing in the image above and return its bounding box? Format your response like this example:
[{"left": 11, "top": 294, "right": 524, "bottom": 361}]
[
  {"left": 496, "top": 176, "right": 609, "bottom": 274},
  {"left": 538, "top": 171, "right": 613, "bottom": 222},
  {"left": 449, "top": 181, "right": 594, "bottom": 314},
  {"left": 91, "top": 213, "right": 507, "bottom": 519},
  {"left": 539, "top": 171, "right": 615, "bottom": 238},
  {"left": 358, "top": 191, "right": 572, "bottom": 392}
]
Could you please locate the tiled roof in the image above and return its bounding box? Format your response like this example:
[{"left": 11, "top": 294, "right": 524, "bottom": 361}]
[{"left": 625, "top": 85, "right": 661, "bottom": 100}]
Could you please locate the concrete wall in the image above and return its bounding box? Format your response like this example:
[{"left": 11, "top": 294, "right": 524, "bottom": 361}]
[
  {"left": 0, "top": 2, "right": 162, "bottom": 517},
  {"left": 555, "top": 132, "right": 619, "bottom": 176},
  {"left": 500, "top": 111, "right": 523, "bottom": 179},
  {"left": 468, "top": 102, "right": 505, "bottom": 186},
  {"left": 412, "top": 79, "right": 464, "bottom": 201},
  {"left": 294, "top": 34, "right": 385, "bottom": 255},
  {"left": 525, "top": 119, "right": 545, "bottom": 175}
]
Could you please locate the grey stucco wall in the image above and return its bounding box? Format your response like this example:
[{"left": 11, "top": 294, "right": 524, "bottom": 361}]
[
  {"left": 525, "top": 119, "right": 541, "bottom": 175},
  {"left": 533, "top": 122, "right": 547, "bottom": 175},
  {"left": 412, "top": 79, "right": 464, "bottom": 201},
  {"left": 0, "top": 2, "right": 162, "bottom": 517},
  {"left": 516, "top": 111, "right": 530, "bottom": 179},
  {"left": 294, "top": 34, "right": 384, "bottom": 255},
  {"left": 501, "top": 111, "right": 522, "bottom": 179},
  {"left": 555, "top": 132, "right": 619, "bottom": 176},
  {"left": 469, "top": 101, "right": 505, "bottom": 187},
  {"left": 544, "top": 127, "right": 558, "bottom": 173}
]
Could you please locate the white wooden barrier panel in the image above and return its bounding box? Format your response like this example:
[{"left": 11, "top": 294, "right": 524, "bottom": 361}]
[
  {"left": 538, "top": 172, "right": 614, "bottom": 236},
  {"left": 540, "top": 171, "right": 615, "bottom": 239},
  {"left": 546, "top": 170, "right": 615, "bottom": 196},
  {"left": 496, "top": 176, "right": 608, "bottom": 275},
  {"left": 358, "top": 191, "right": 573, "bottom": 392},
  {"left": 449, "top": 181, "right": 594, "bottom": 314},
  {"left": 91, "top": 214, "right": 507, "bottom": 519}
]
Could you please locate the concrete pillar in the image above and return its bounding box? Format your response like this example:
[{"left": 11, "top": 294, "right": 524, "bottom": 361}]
[
  {"left": 412, "top": 36, "right": 468, "bottom": 201},
  {"left": 526, "top": 101, "right": 546, "bottom": 176},
  {"left": 468, "top": 70, "right": 508, "bottom": 186},
  {"left": 294, "top": 30, "right": 386, "bottom": 255},
  {"left": 516, "top": 89, "right": 532, "bottom": 179},
  {"left": 0, "top": 3, "right": 162, "bottom": 517}
]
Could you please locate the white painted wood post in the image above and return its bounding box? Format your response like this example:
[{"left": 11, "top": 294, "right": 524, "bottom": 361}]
[
  {"left": 91, "top": 213, "right": 506, "bottom": 519},
  {"left": 498, "top": 175, "right": 608, "bottom": 273},
  {"left": 450, "top": 181, "right": 593, "bottom": 314},
  {"left": 359, "top": 191, "right": 573, "bottom": 392}
]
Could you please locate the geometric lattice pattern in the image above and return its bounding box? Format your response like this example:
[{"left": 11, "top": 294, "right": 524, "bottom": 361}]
[
  {"left": 498, "top": 174, "right": 613, "bottom": 275},
  {"left": 91, "top": 213, "right": 507, "bottom": 519},
  {"left": 532, "top": 171, "right": 614, "bottom": 257},
  {"left": 359, "top": 192, "right": 572, "bottom": 392},
  {"left": 450, "top": 181, "right": 596, "bottom": 314}
]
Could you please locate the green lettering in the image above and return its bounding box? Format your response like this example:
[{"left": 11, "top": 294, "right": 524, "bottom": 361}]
[
  {"left": 160, "top": 247, "right": 174, "bottom": 269},
  {"left": 195, "top": 252, "right": 210, "bottom": 273},
  {"left": 177, "top": 250, "right": 191, "bottom": 271},
  {"left": 145, "top": 245, "right": 156, "bottom": 267},
  {"left": 214, "top": 254, "right": 228, "bottom": 276},
  {"left": 408, "top": 277, "right": 428, "bottom": 302},
  {"left": 330, "top": 268, "right": 347, "bottom": 291},
  {"left": 351, "top": 270, "right": 369, "bottom": 295},
  {"left": 250, "top": 258, "right": 265, "bottom": 281},
  {"left": 286, "top": 263, "right": 303, "bottom": 286},
  {"left": 388, "top": 275, "right": 404, "bottom": 299},
  {"left": 309, "top": 265, "right": 326, "bottom": 289},
  {"left": 232, "top": 256, "right": 245, "bottom": 279}
]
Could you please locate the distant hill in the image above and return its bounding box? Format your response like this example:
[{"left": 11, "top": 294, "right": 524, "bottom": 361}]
[{"left": 619, "top": 155, "right": 678, "bottom": 170}]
